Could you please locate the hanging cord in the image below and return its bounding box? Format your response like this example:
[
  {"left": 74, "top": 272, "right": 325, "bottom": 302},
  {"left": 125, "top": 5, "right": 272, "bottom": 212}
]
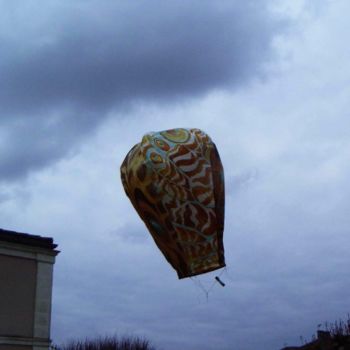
[
  {"left": 222, "top": 266, "right": 234, "bottom": 282},
  {"left": 190, "top": 275, "right": 210, "bottom": 302},
  {"left": 190, "top": 268, "right": 227, "bottom": 302}
]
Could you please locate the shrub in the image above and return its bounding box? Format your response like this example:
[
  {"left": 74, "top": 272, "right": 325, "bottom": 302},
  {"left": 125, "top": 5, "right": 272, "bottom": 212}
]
[
  {"left": 53, "top": 335, "right": 156, "bottom": 350},
  {"left": 324, "top": 314, "right": 350, "bottom": 340}
]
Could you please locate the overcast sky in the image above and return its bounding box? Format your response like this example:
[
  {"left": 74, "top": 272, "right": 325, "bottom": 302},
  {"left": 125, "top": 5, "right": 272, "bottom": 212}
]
[{"left": 1, "top": 1, "right": 350, "bottom": 349}]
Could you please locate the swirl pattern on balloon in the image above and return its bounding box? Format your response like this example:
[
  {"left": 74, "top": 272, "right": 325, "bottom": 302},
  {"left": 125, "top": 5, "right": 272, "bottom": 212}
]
[{"left": 120, "top": 128, "right": 225, "bottom": 279}]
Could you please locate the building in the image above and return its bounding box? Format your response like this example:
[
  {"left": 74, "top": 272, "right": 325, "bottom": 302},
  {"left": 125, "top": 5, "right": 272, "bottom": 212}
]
[{"left": 0, "top": 228, "right": 59, "bottom": 350}]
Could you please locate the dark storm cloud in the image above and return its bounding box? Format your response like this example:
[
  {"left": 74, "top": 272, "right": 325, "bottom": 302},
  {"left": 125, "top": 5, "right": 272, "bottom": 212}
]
[{"left": 0, "top": 0, "right": 285, "bottom": 182}]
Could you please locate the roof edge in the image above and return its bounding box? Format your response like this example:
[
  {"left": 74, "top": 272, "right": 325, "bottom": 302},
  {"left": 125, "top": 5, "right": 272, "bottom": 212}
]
[{"left": 0, "top": 228, "right": 58, "bottom": 251}]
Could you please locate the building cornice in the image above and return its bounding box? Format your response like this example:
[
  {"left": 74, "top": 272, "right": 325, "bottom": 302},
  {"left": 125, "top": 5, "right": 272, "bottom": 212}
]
[{"left": 0, "top": 241, "right": 59, "bottom": 263}]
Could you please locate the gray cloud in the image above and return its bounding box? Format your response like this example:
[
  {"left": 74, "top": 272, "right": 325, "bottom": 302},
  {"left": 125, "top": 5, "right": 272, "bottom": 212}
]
[
  {"left": 0, "top": 110, "right": 100, "bottom": 181},
  {"left": 0, "top": 0, "right": 286, "bottom": 182}
]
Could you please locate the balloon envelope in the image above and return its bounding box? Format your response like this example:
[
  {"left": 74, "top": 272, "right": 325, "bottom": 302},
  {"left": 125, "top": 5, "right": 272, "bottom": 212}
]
[{"left": 121, "top": 128, "right": 225, "bottom": 279}]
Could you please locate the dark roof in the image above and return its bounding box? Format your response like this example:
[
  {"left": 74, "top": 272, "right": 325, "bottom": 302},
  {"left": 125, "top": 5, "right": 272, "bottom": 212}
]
[{"left": 0, "top": 228, "right": 58, "bottom": 250}]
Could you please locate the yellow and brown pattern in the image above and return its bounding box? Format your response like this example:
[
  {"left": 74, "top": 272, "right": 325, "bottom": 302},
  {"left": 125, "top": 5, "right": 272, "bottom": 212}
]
[{"left": 120, "top": 128, "right": 225, "bottom": 279}]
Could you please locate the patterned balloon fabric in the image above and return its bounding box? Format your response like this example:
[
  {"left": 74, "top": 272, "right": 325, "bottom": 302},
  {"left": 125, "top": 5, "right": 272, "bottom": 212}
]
[{"left": 121, "top": 128, "right": 225, "bottom": 279}]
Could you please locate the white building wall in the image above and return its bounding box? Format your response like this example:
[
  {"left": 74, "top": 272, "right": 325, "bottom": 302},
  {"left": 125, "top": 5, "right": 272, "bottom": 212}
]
[{"left": 0, "top": 239, "right": 58, "bottom": 350}]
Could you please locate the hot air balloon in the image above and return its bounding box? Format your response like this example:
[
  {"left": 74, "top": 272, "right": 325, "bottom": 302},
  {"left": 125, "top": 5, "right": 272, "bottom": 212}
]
[{"left": 120, "top": 128, "right": 225, "bottom": 279}]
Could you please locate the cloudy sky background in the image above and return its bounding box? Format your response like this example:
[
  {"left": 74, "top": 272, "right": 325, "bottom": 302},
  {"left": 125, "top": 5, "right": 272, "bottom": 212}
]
[{"left": 1, "top": 0, "right": 350, "bottom": 349}]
